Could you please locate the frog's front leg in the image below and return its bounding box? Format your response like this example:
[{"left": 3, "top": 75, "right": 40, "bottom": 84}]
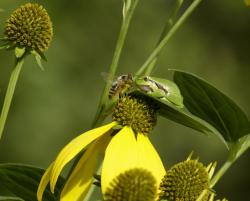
[{"left": 150, "top": 89, "right": 166, "bottom": 99}]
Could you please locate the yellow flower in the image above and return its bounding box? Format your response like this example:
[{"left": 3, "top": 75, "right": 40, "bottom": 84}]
[
  {"left": 104, "top": 168, "right": 158, "bottom": 201},
  {"left": 245, "top": 0, "right": 250, "bottom": 6},
  {"left": 37, "top": 95, "right": 166, "bottom": 201},
  {"left": 159, "top": 153, "right": 216, "bottom": 201}
]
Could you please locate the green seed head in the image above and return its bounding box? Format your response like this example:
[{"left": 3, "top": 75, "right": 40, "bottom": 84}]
[
  {"left": 104, "top": 168, "right": 157, "bottom": 201},
  {"left": 4, "top": 3, "right": 53, "bottom": 52},
  {"left": 160, "top": 160, "right": 210, "bottom": 201},
  {"left": 112, "top": 95, "right": 157, "bottom": 135}
]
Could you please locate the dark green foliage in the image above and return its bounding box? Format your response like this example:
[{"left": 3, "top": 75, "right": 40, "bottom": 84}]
[
  {"left": 0, "top": 164, "right": 65, "bottom": 201},
  {"left": 174, "top": 71, "right": 250, "bottom": 143}
]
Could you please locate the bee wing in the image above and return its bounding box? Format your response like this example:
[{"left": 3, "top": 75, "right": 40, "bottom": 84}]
[
  {"left": 101, "top": 72, "right": 117, "bottom": 84},
  {"left": 101, "top": 72, "right": 117, "bottom": 83}
]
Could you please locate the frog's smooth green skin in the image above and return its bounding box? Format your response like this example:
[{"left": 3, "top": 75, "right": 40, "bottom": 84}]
[{"left": 135, "top": 76, "right": 184, "bottom": 108}]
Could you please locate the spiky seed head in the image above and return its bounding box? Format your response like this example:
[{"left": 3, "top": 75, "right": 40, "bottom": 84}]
[
  {"left": 112, "top": 95, "right": 157, "bottom": 135},
  {"left": 4, "top": 3, "right": 53, "bottom": 52},
  {"left": 104, "top": 168, "right": 157, "bottom": 201},
  {"left": 160, "top": 160, "right": 210, "bottom": 201}
]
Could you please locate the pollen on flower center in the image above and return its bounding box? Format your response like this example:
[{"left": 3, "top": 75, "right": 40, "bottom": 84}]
[
  {"left": 4, "top": 3, "right": 53, "bottom": 52},
  {"left": 112, "top": 95, "right": 157, "bottom": 135},
  {"left": 160, "top": 160, "right": 210, "bottom": 201},
  {"left": 104, "top": 168, "right": 157, "bottom": 201}
]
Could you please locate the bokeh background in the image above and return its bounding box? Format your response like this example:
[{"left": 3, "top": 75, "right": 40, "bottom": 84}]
[{"left": 0, "top": 0, "right": 249, "bottom": 200}]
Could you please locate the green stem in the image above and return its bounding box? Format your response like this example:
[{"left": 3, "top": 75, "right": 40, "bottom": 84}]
[
  {"left": 135, "top": 0, "right": 203, "bottom": 77},
  {"left": 65, "top": 1, "right": 139, "bottom": 200},
  {"left": 0, "top": 57, "right": 24, "bottom": 140},
  {"left": 142, "top": 0, "right": 183, "bottom": 76},
  {"left": 84, "top": 164, "right": 102, "bottom": 201},
  {"left": 210, "top": 150, "right": 236, "bottom": 188},
  {"left": 210, "top": 160, "right": 233, "bottom": 188},
  {"left": 92, "top": 0, "right": 139, "bottom": 127}
]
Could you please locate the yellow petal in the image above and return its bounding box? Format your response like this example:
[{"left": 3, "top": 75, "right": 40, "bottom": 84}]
[
  {"left": 61, "top": 134, "right": 112, "bottom": 201},
  {"left": 101, "top": 126, "right": 138, "bottom": 192},
  {"left": 60, "top": 141, "right": 99, "bottom": 201},
  {"left": 245, "top": 0, "right": 250, "bottom": 6},
  {"left": 50, "top": 121, "right": 117, "bottom": 193},
  {"left": 101, "top": 127, "right": 166, "bottom": 199},
  {"left": 136, "top": 133, "right": 166, "bottom": 187},
  {"left": 37, "top": 162, "right": 54, "bottom": 201}
]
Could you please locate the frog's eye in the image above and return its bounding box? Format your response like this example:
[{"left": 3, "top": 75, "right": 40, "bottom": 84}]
[{"left": 143, "top": 77, "right": 149, "bottom": 81}]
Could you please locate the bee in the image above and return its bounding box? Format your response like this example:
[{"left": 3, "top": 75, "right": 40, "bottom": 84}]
[{"left": 108, "top": 74, "right": 134, "bottom": 99}]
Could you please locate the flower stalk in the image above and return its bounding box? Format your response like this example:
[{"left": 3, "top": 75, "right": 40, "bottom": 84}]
[
  {"left": 143, "top": 0, "right": 183, "bottom": 76},
  {"left": 92, "top": 0, "right": 139, "bottom": 127},
  {"left": 210, "top": 147, "right": 237, "bottom": 188},
  {"left": 136, "top": 0, "right": 203, "bottom": 77},
  {"left": 0, "top": 57, "right": 25, "bottom": 139},
  {"left": 0, "top": 3, "right": 53, "bottom": 140}
]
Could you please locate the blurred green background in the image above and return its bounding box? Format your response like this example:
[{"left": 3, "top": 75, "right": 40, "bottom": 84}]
[{"left": 0, "top": 0, "right": 249, "bottom": 200}]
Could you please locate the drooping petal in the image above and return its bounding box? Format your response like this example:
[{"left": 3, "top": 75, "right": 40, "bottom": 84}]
[
  {"left": 60, "top": 134, "right": 112, "bottom": 201},
  {"left": 37, "top": 162, "right": 54, "bottom": 201},
  {"left": 136, "top": 133, "right": 166, "bottom": 188},
  {"left": 50, "top": 121, "right": 117, "bottom": 193},
  {"left": 101, "top": 127, "right": 166, "bottom": 200},
  {"left": 101, "top": 126, "right": 138, "bottom": 192},
  {"left": 60, "top": 142, "right": 98, "bottom": 201}
]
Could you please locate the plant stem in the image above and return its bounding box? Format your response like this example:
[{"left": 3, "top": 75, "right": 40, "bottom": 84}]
[
  {"left": 92, "top": 0, "right": 139, "bottom": 127},
  {"left": 65, "top": 1, "right": 139, "bottom": 200},
  {"left": 135, "top": 0, "right": 203, "bottom": 77},
  {"left": 0, "top": 57, "right": 24, "bottom": 140},
  {"left": 210, "top": 149, "right": 236, "bottom": 188},
  {"left": 210, "top": 160, "right": 233, "bottom": 188},
  {"left": 141, "top": 0, "right": 183, "bottom": 76},
  {"left": 84, "top": 164, "right": 102, "bottom": 201}
]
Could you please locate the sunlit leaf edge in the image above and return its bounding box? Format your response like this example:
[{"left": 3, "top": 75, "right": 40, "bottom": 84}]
[{"left": 0, "top": 196, "right": 24, "bottom": 201}]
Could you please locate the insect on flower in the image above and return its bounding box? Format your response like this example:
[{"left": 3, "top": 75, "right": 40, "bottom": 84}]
[
  {"left": 37, "top": 95, "right": 165, "bottom": 201},
  {"left": 104, "top": 73, "right": 184, "bottom": 108},
  {"left": 108, "top": 74, "right": 134, "bottom": 99}
]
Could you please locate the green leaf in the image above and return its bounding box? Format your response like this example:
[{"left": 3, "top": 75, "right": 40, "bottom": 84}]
[
  {"left": 229, "top": 134, "right": 250, "bottom": 160},
  {"left": 0, "top": 196, "right": 24, "bottom": 201},
  {"left": 37, "top": 50, "right": 48, "bottom": 62},
  {"left": 31, "top": 50, "right": 46, "bottom": 71},
  {"left": 173, "top": 71, "right": 250, "bottom": 143},
  {"left": 0, "top": 37, "right": 8, "bottom": 41},
  {"left": 14, "top": 47, "right": 25, "bottom": 59},
  {"left": 1, "top": 43, "right": 16, "bottom": 51},
  {"left": 0, "top": 164, "right": 65, "bottom": 201},
  {"left": 0, "top": 44, "right": 9, "bottom": 50},
  {"left": 132, "top": 91, "right": 227, "bottom": 146}
]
